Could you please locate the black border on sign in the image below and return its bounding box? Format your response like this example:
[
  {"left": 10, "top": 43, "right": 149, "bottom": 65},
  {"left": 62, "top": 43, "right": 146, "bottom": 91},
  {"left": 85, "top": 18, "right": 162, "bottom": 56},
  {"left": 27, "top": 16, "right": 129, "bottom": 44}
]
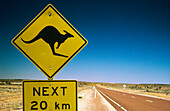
[
  {"left": 12, "top": 4, "right": 88, "bottom": 79},
  {"left": 23, "top": 80, "right": 78, "bottom": 111}
]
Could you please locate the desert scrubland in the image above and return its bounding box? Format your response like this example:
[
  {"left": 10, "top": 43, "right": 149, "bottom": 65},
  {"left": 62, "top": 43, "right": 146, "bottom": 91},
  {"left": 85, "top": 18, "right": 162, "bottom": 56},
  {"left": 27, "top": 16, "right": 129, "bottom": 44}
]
[{"left": 0, "top": 80, "right": 169, "bottom": 110}]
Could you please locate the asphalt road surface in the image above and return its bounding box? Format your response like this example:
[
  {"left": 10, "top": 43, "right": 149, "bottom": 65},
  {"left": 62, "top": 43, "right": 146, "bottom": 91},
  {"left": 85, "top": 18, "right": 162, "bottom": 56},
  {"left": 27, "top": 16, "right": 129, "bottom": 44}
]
[
  {"left": 78, "top": 88, "right": 115, "bottom": 111},
  {"left": 95, "top": 85, "right": 170, "bottom": 111}
]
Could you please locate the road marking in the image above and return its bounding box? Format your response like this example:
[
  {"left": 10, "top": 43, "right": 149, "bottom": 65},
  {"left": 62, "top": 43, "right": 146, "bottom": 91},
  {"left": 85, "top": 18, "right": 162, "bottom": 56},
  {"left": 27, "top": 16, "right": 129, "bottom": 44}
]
[
  {"left": 94, "top": 89, "right": 97, "bottom": 98},
  {"left": 131, "top": 96, "right": 135, "bottom": 98},
  {"left": 97, "top": 89, "right": 127, "bottom": 111},
  {"left": 146, "top": 100, "right": 153, "bottom": 103},
  {"left": 95, "top": 87, "right": 117, "bottom": 111},
  {"left": 121, "top": 107, "right": 127, "bottom": 111}
]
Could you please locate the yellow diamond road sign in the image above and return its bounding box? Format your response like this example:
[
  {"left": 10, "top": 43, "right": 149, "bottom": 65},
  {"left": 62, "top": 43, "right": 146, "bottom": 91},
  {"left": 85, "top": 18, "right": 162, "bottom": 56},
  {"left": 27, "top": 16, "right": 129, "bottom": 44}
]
[
  {"left": 12, "top": 4, "right": 88, "bottom": 79},
  {"left": 23, "top": 80, "right": 77, "bottom": 111}
]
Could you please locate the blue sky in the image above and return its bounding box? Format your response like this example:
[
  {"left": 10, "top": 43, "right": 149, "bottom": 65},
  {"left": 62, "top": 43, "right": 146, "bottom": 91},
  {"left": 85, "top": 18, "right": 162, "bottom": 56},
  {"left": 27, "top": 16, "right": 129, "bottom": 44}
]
[{"left": 0, "top": 0, "right": 170, "bottom": 83}]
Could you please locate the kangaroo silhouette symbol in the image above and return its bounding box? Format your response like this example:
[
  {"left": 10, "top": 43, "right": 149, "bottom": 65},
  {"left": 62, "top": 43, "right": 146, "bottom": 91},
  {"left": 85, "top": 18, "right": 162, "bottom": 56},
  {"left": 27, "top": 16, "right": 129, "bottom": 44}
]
[{"left": 21, "top": 26, "right": 74, "bottom": 58}]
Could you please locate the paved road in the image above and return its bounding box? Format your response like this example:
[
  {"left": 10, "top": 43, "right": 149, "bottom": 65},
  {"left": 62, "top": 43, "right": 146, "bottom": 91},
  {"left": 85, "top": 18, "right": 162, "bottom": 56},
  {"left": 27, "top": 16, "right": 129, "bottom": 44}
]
[
  {"left": 95, "top": 85, "right": 170, "bottom": 111},
  {"left": 78, "top": 88, "right": 115, "bottom": 111}
]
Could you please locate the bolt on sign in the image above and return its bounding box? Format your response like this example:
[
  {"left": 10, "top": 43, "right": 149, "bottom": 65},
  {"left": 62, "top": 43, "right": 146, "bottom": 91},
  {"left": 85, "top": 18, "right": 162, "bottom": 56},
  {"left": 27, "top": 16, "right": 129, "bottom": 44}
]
[
  {"left": 23, "top": 80, "right": 77, "bottom": 111},
  {"left": 11, "top": 4, "right": 88, "bottom": 79}
]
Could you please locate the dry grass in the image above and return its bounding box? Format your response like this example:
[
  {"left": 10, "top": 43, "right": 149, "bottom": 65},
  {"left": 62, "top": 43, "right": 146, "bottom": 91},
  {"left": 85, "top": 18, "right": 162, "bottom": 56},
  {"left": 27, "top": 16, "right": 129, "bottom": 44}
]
[
  {"left": 78, "top": 81, "right": 92, "bottom": 92},
  {"left": 0, "top": 80, "right": 169, "bottom": 110},
  {"left": 0, "top": 85, "right": 22, "bottom": 111},
  {"left": 0, "top": 81, "right": 93, "bottom": 110}
]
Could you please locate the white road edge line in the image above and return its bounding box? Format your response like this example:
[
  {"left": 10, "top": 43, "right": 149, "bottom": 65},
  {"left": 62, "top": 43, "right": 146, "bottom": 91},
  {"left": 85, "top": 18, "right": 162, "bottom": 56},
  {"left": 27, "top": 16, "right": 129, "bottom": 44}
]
[
  {"left": 146, "top": 100, "right": 153, "bottom": 103},
  {"left": 121, "top": 107, "right": 127, "bottom": 111},
  {"left": 96, "top": 88, "right": 127, "bottom": 111},
  {"left": 94, "top": 89, "right": 96, "bottom": 98},
  {"left": 94, "top": 87, "right": 117, "bottom": 111}
]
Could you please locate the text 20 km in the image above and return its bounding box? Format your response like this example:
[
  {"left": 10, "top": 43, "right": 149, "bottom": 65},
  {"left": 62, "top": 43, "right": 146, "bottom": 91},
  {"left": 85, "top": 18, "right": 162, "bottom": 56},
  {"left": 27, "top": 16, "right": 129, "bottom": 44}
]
[{"left": 31, "top": 101, "right": 70, "bottom": 110}]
